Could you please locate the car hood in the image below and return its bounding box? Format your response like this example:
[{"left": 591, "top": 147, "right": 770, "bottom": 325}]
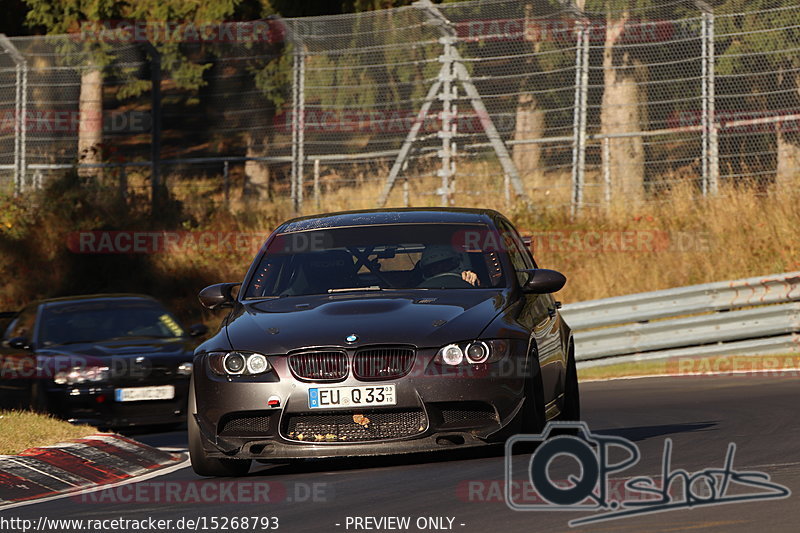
[
  {"left": 226, "top": 290, "right": 512, "bottom": 353},
  {"left": 36, "top": 338, "right": 195, "bottom": 363}
]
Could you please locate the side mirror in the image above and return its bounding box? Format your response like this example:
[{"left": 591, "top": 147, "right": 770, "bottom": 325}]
[
  {"left": 8, "top": 336, "right": 31, "bottom": 350},
  {"left": 519, "top": 269, "right": 566, "bottom": 294},
  {"left": 198, "top": 283, "right": 240, "bottom": 310},
  {"left": 188, "top": 323, "right": 209, "bottom": 337}
]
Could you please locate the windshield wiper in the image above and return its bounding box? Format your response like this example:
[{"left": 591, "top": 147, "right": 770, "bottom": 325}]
[{"left": 327, "top": 285, "right": 382, "bottom": 294}]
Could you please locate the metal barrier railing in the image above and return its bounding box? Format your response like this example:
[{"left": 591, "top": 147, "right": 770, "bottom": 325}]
[{"left": 561, "top": 271, "right": 800, "bottom": 366}]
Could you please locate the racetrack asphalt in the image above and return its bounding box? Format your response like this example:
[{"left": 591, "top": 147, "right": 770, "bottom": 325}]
[{"left": 4, "top": 375, "right": 798, "bottom": 532}]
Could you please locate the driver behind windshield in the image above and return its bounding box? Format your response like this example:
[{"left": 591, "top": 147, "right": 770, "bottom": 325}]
[{"left": 418, "top": 245, "right": 480, "bottom": 287}]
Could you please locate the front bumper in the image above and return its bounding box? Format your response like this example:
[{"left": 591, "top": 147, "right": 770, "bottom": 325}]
[
  {"left": 193, "top": 348, "right": 530, "bottom": 460},
  {"left": 46, "top": 380, "right": 190, "bottom": 428}
]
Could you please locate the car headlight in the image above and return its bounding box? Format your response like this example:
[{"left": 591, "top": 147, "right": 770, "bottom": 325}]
[
  {"left": 54, "top": 366, "right": 110, "bottom": 385},
  {"left": 246, "top": 353, "right": 269, "bottom": 374},
  {"left": 177, "top": 362, "right": 193, "bottom": 376},
  {"left": 208, "top": 351, "right": 272, "bottom": 376},
  {"left": 434, "top": 340, "right": 510, "bottom": 366}
]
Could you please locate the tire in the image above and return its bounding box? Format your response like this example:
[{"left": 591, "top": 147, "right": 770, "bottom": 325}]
[
  {"left": 28, "top": 381, "right": 51, "bottom": 414},
  {"left": 558, "top": 344, "right": 580, "bottom": 422},
  {"left": 521, "top": 354, "right": 546, "bottom": 434},
  {"left": 188, "top": 376, "right": 251, "bottom": 477}
]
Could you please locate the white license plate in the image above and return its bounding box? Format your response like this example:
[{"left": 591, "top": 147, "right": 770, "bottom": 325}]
[
  {"left": 115, "top": 385, "right": 175, "bottom": 402},
  {"left": 308, "top": 385, "right": 396, "bottom": 409}
]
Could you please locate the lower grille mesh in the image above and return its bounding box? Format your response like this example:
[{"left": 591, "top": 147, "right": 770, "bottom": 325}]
[
  {"left": 219, "top": 412, "right": 274, "bottom": 436},
  {"left": 438, "top": 403, "right": 498, "bottom": 427},
  {"left": 284, "top": 409, "right": 427, "bottom": 442}
]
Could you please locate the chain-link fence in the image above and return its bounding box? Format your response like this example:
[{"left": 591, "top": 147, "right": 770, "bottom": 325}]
[{"left": 0, "top": 0, "right": 798, "bottom": 213}]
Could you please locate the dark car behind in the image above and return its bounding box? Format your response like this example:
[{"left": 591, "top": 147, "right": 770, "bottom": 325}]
[{"left": 0, "top": 294, "right": 207, "bottom": 428}]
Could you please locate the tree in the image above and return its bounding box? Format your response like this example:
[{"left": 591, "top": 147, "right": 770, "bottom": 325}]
[
  {"left": 24, "top": 0, "right": 120, "bottom": 173},
  {"left": 24, "top": 0, "right": 245, "bottom": 174},
  {"left": 715, "top": 0, "right": 800, "bottom": 191},
  {"left": 585, "top": 0, "right": 653, "bottom": 202}
]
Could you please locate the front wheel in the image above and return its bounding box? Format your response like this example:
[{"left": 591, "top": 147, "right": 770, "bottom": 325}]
[
  {"left": 521, "top": 357, "right": 546, "bottom": 434},
  {"left": 188, "top": 377, "right": 251, "bottom": 477},
  {"left": 558, "top": 344, "right": 580, "bottom": 421},
  {"left": 28, "top": 381, "right": 51, "bottom": 414}
]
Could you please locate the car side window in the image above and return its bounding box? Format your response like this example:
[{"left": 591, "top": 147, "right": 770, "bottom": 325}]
[
  {"left": 497, "top": 220, "right": 532, "bottom": 284},
  {"left": 4, "top": 306, "right": 36, "bottom": 342}
]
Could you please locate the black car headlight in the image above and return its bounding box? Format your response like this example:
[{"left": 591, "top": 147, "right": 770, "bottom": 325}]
[
  {"left": 53, "top": 365, "right": 110, "bottom": 385},
  {"left": 434, "top": 340, "right": 510, "bottom": 366},
  {"left": 208, "top": 351, "right": 273, "bottom": 376}
]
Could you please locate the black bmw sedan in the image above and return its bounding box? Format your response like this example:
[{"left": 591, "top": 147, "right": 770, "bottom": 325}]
[
  {"left": 0, "top": 294, "right": 207, "bottom": 428},
  {"left": 190, "top": 208, "right": 579, "bottom": 476}
]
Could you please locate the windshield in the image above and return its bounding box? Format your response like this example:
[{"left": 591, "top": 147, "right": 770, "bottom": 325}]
[
  {"left": 244, "top": 223, "right": 508, "bottom": 298},
  {"left": 38, "top": 300, "right": 185, "bottom": 346}
]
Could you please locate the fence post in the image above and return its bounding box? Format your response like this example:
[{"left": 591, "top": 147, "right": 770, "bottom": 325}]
[
  {"left": 297, "top": 46, "right": 305, "bottom": 212},
  {"left": 223, "top": 160, "right": 230, "bottom": 209},
  {"left": 0, "top": 35, "right": 26, "bottom": 194},
  {"left": 603, "top": 137, "right": 611, "bottom": 206},
  {"left": 707, "top": 11, "right": 719, "bottom": 195},
  {"left": 313, "top": 158, "right": 320, "bottom": 210},
  {"left": 119, "top": 165, "right": 128, "bottom": 203},
  {"left": 570, "top": 21, "right": 589, "bottom": 216},
  {"left": 438, "top": 36, "right": 457, "bottom": 206},
  {"left": 290, "top": 47, "right": 298, "bottom": 208},
  {"left": 291, "top": 44, "right": 305, "bottom": 213},
  {"left": 142, "top": 41, "right": 162, "bottom": 212},
  {"left": 504, "top": 172, "right": 510, "bottom": 208},
  {"left": 701, "top": 11, "right": 709, "bottom": 195},
  {"left": 21, "top": 58, "right": 26, "bottom": 192}
]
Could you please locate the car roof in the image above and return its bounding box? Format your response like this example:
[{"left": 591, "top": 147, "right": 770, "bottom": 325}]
[{"left": 276, "top": 207, "right": 504, "bottom": 234}]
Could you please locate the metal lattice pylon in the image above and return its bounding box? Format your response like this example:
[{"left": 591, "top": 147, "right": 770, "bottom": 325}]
[{"left": 377, "top": 0, "right": 526, "bottom": 207}]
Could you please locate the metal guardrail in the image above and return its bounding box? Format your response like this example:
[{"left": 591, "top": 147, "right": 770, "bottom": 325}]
[{"left": 560, "top": 271, "right": 800, "bottom": 366}]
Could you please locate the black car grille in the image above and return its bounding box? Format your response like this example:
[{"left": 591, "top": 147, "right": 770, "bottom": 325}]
[
  {"left": 283, "top": 409, "right": 427, "bottom": 442},
  {"left": 288, "top": 351, "right": 348, "bottom": 381},
  {"left": 353, "top": 347, "right": 415, "bottom": 380},
  {"left": 218, "top": 412, "right": 274, "bottom": 437},
  {"left": 436, "top": 402, "right": 499, "bottom": 428},
  {"left": 112, "top": 364, "right": 175, "bottom": 385}
]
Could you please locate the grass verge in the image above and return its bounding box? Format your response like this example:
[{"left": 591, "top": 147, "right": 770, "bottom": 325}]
[
  {"left": 0, "top": 410, "right": 97, "bottom": 455},
  {"left": 1, "top": 171, "right": 798, "bottom": 324},
  {"left": 578, "top": 354, "right": 800, "bottom": 381}
]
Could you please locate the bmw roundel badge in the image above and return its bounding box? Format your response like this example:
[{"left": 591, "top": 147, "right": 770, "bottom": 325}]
[{"left": 345, "top": 333, "right": 359, "bottom": 344}]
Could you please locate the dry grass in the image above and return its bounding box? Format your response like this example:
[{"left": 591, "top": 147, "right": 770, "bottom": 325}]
[
  {"left": 1, "top": 162, "right": 797, "bottom": 324},
  {"left": 0, "top": 410, "right": 97, "bottom": 455},
  {"left": 172, "top": 164, "right": 800, "bottom": 306},
  {"left": 531, "top": 183, "right": 800, "bottom": 303}
]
